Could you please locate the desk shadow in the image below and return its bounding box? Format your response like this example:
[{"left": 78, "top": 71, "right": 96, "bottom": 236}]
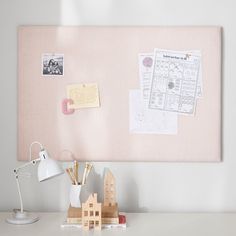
[
  {"left": 80, "top": 167, "right": 103, "bottom": 204},
  {"left": 121, "top": 178, "right": 148, "bottom": 213}
]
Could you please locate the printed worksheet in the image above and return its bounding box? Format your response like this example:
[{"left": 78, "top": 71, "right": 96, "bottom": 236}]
[
  {"left": 197, "top": 61, "right": 203, "bottom": 97},
  {"left": 129, "top": 90, "right": 177, "bottom": 134},
  {"left": 139, "top": 53, "right": 154, "bottom": 101},
  {"left": 148, "top": 49, "right": 200, "bottom": 115},
  {"left": 186, "top": 50, "right": 202, "bottom": 98},
  {"left": 139, "top": 51, "right": 202, "bottom": 102}
]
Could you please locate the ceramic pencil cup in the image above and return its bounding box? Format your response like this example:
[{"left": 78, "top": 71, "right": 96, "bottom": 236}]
[{"left": 70, "top": 184, "right": 82, "bottom": 208}]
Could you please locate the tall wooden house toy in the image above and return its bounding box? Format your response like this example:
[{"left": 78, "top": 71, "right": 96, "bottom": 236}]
[
  {"left": 104, "top": 170, "right": 116, "bottom": 206},
  {"left": 67, "top": 169, "right": 126, "bottom": 230},
  {"left": 102, "top": 170, "right": 119, "bottom": 225}
]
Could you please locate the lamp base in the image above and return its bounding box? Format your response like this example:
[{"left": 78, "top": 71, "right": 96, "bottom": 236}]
[{"left": 6, "top": 209, "right": 39, "bottom": 225}]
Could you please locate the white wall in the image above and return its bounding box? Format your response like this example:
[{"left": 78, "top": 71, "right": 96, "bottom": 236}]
[{"left": 0, "top": 0, "right": 236, "bottom": 212}]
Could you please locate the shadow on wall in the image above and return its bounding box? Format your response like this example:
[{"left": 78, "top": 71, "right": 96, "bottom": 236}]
[
  {"left": 80, "top": 166, "right": 104, "bottom": 203},
  {"left": 121, "top": 178, "right": 148, "bottom": 213},
  {"left": 80, "top": 167, "right": 147, "bottom": 213}
]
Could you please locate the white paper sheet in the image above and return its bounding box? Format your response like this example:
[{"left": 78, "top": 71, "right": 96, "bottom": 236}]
[
  {"left": 149, "top": 49, "right": 201, "bottom": 115},
  {"left": 139, "top": 51, "right": 202, "bottom": 103},
  {"left": 185, "top": 50, "right": 203, "bottom": 98},
  {"left": 197, "top": 61, "right": 203, "bottom": 97},
  {"left": 129, "top": 90, "right": 178, "bottom": 134},
  {"left": 139, "top": 53, "right": 154, "bottom": 101}
]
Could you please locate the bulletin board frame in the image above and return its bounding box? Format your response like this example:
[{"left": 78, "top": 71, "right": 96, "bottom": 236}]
[{"left": 18, "top": 26, "right": 221, "bottom": 162}]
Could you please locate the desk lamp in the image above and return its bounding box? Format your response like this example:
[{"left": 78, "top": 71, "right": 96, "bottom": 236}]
[{"left": 6, "top": 141, "right": 64, "bottom": 225}]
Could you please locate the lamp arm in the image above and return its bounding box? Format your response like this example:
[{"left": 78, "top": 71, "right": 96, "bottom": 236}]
[
  {"left": 13, "top": 158, "right": 40, "bottom": 213},
  {"left": 14, "top": 158, "right": 40, "bottom": 173},
  {"left": 29, "top": 141, "right": 43, "bottom": 161},
  {"left": 15, "top": 174, "right": 24, "bottom": 213}
]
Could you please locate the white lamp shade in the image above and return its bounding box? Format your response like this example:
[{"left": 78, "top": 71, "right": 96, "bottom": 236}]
[{"left": 38, "top": 150, "right": 64, "bottom": 182}]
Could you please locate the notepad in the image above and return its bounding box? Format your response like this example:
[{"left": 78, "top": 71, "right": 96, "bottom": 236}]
[{"left": 66, "top": 83, "right": 100, "bottom": 109}]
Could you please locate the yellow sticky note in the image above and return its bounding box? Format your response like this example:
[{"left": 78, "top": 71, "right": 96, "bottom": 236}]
[{"left": 66, "top": 83, "right": 100, "bottom": 109}]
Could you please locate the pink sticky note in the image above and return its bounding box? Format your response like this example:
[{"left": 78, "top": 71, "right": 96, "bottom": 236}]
[{"left": 62, "top": 98, "right": 75, "bottom": 115}]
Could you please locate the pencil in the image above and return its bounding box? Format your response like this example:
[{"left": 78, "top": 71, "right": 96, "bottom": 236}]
[
  {"left": 74, "top": 161, "right": 79, "bottom": 183},
  {"left": 85, "top": 163, "right": 93, "bottom": 184},
  {"left": 69, "top": 167, "right": 78, "bottom": 185},
  {"left": 82, "top": 163, "right": 89, "bottom": 185},
  {"left": 66, "top": 168, "right": 74, "bottom": 184}
]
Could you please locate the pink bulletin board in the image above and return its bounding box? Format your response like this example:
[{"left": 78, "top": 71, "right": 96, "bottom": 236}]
[{"left": 18, "top": 26, "right": 221, "bottom": 162}]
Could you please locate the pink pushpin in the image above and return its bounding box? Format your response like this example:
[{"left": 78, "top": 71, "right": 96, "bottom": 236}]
[{"left": 62, "top": 98, "right": 75, "bottom": 115}]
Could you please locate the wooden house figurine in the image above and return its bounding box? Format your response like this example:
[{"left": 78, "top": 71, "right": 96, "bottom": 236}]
[
  {"left": 67, "top": 169, "right": 125, "bottom": 229},
  {"left": 82, "top": 193, "right": 101, "bottom": 230},
  {"left": 104, "top": 170, "right": 116, "bottom": 206},
  {"left": 102, "top": 170, "right": 119, "bottom": 224}
]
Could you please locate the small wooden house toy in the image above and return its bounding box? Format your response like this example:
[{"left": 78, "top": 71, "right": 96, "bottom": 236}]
[{"left": 82, "top": 193, "right": 102, "bottom": 230}]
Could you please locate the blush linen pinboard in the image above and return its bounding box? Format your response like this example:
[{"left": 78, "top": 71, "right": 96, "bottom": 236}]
[{"left": 18, "top": 26, "right": 221, "bottom": 162}]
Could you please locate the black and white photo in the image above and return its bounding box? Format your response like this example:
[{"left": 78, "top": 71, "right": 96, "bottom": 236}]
[{"left": 42, "top": 53, "right": 64, "bottom": 76}]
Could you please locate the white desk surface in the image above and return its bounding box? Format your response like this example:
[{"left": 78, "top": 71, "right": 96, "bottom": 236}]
[{"left": 1, "top": 212, "right": 236, "bottom": 236}]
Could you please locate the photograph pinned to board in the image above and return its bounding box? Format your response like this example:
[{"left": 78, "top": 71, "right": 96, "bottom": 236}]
[
  {"left": 42, "top": 53, "right": 64, "bottom": 76},
  {"left": 66, "top": 83, "right": 100, "bottom": 109}
]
